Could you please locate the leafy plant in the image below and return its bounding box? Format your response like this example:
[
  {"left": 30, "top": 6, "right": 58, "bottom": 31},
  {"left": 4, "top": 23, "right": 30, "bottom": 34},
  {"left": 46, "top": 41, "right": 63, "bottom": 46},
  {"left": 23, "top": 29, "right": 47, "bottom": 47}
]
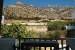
[
  {"left": 54, "top": 30, "right": 61, "bottom": 38},
  {"left": 1, "top": 23, "right": 36, "bottom": 38}
]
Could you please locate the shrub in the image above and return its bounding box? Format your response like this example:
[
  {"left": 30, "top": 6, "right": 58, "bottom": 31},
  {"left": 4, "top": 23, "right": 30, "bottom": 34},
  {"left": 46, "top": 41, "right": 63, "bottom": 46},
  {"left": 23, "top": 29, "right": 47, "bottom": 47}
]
[
  {"left": 67, "top": 20, "right": 75, "bottom": 26},
  {"left": 1, "top": 23, "right": 36, "bottom": 38},
  {"left": 47, "top": 21, "right": 67, "bottom": 31},
  {"left": 1, "top": 25, "right": 9, "bottom": 37},
  {"left": 45, "top": 31, "right": 55, "bottom": 38},
  {"left": 63, "top": 30, "right": 67, "bottom": 37},
  {"left": 54, "top": 30, "right": 61, "bottom": 38}
]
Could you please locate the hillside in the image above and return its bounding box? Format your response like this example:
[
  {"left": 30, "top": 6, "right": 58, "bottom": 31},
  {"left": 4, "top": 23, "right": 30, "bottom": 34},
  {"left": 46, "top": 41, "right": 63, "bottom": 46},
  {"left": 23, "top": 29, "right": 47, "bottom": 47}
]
[{"left": 3, "top": 1, "right": 75, "bottom": 20}]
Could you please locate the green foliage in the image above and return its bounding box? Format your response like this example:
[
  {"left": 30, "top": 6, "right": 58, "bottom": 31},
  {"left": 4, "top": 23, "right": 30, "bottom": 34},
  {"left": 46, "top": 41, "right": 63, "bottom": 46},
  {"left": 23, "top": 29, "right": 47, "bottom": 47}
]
[
  {"left": 45, "top": 30, "right": 61, "bottom": 38},
  {"left": 1, "top": 25, "right": 9, "bottom": 37},
  {"left": 36, "top": 32, "right": 45, "bottom": 38},
  {"left": 47, "top": 31, "right": 55, "bottom": 38},
  {"left": 1, "top": 20, "right": 75, "bottom": 38},
  {"left": 67, "top": 20, "right": 75, "bottom": 26},
  {"left": 47, "top": 21, "right": 67, "bottom": 31},
  {"left": 1, "top": 23, "right": 36, "bottom": 38},
  {"left": 24, "top": 30, "right": 36, "bottom": 38},
  {"left": 54, "top": 30, "right": 61, "bottom": 38},
  {"left": 63, "top": 30, "right": 67, "bottom": 37}
]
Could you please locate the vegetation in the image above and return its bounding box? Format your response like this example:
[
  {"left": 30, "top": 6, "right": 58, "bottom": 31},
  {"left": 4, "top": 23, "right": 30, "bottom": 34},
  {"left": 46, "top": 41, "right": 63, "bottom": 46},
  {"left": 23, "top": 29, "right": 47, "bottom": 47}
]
[
  {"left": 47, "top": 21, "right": 67, "bottom": 31},
  {"left": 46, "top": 20, "right": 75, "bottom": 38},
  {"left": 47, "top": 20, "right": 75, "bottom": 31},
  {"left": 1, "top": 23, "right": 36, "bottom": 38},
  {"left": 54, "top": 30, "right": 61, "bottom": 38},
  {"left": 46, "top": 31, "right": 55, "bottom": 38},
  {"left": 67, "top": 20, "right": 75, "bottom": 26},
  {"left": 1, "top": 20, "right": 75, "bottom": 38}
]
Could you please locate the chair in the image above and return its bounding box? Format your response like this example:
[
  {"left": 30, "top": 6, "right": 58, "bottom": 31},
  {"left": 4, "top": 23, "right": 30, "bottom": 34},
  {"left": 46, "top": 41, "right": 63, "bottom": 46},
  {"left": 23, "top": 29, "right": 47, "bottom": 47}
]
[{"left": 0, "top": 38, "right": 16, "bottom": 50}]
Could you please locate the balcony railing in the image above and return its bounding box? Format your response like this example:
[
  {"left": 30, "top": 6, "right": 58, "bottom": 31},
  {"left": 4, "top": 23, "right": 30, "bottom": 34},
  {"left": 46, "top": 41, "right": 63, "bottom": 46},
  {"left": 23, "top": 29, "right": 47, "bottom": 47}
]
[{"left": 15, "top": 38, "right": 67, "bottom": 50}]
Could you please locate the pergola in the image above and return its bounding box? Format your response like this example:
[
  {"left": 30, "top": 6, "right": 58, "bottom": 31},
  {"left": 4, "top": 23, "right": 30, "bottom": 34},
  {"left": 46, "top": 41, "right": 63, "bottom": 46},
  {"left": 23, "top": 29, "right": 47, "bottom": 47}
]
[{"left": 0, "top": 0, "right": 3, "bottom": 25}]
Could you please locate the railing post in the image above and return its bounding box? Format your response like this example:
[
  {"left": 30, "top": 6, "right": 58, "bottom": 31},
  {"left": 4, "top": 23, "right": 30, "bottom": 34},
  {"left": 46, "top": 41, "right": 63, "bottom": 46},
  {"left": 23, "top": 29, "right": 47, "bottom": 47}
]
[
  {"left": 26, "top": 46, "right": 30, "bottom": 50},
  {"left": 50, "top": 39, "right": 52, "bottom": 50},
  {"left": 19, "top": 38, "right": 21, "bottom": 50},
  {"left": 61, "top": 39, "right": 63, "bottom": 50},
  {"left": 66, "top": 45, "right": 69, "bottom": 50}
]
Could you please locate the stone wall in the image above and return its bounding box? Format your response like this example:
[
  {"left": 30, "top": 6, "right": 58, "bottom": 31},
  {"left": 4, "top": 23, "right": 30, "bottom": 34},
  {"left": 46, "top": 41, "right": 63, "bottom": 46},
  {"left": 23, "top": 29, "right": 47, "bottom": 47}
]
[{"left": 26, "top": 25, "right": 47, "bottom": 33}]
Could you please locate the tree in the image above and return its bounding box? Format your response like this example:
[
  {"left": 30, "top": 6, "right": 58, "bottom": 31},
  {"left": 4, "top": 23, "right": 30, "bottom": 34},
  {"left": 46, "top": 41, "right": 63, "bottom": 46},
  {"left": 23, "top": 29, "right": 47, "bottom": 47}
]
[
  {"left": 1, "top": 23, "right": 36, "bottom": 38},
  {"left": 47, "top": 21, "right": 67, "bottom": 31}
]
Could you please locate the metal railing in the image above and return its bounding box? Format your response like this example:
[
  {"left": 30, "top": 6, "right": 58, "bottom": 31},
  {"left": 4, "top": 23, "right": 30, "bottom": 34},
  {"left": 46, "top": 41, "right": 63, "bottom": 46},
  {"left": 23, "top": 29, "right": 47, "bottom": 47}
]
[{"left": 16, "top": 38, "right": 67, "bottom": 50}]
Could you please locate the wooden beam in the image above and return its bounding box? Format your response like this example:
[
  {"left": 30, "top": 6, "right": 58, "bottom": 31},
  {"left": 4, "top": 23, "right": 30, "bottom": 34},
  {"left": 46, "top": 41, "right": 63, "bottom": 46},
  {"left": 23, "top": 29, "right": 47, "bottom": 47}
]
[
  {"left": 0, "top": 0, "right": 3, "bottom": 25},
  {"left": 0, "top": 0, "right": 3, "bottom": 35}
]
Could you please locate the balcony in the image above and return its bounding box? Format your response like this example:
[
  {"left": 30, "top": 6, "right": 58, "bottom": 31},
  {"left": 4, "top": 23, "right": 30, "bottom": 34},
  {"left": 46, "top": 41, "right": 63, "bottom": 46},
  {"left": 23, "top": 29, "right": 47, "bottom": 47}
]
[{"left": 15, "top": 38, "right": 68, "bottom": 50}]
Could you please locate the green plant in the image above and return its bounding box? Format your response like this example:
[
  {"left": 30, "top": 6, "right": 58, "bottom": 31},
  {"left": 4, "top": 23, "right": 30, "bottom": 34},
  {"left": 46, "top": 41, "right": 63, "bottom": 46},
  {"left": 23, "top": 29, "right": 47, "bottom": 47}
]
[
  {"left": 1, "top": 25, "right": 9, "bottom": 37},
  {"left": 54, "top": 30, "right": 61, "bottom": 38},
  {"left": 45, "top": 31, "right": 55, "bottom": 38},
  {"left": 1, "top": 23, "right": 36, "bottom": 38},
  {"left": 67, "top": 20, "right": 75, "bottom": 26},
  {"left": 63, "top": 30, "right": 67, "bottom": 37},
  {"left": 47, "top": 21, "right": 67, "bottom": 31}
]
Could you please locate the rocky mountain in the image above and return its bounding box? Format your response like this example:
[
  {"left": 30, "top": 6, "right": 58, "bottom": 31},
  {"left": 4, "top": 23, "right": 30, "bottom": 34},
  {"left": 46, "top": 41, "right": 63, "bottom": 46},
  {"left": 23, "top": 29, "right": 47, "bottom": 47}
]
[{"left": 3, "top": 1, "right": 75, "bottom": 20}]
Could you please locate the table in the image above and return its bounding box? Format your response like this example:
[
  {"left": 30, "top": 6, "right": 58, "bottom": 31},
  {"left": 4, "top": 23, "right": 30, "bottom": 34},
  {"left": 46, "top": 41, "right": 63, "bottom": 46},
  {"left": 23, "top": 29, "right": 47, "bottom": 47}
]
[
  {"left": 0, "top": 38, "right": 15, "bottom": 50},
  {"left": 66, "top": 38, "right": 75, "bottom": 50},
  {"left": 21, "top": 41, "right": 59, "bottom": 50}
]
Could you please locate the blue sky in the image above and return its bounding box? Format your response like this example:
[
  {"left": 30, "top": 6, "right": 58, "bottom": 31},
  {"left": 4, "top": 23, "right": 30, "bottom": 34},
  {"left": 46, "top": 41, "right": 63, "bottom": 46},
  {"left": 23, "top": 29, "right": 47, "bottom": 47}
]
[{"left": 3, "top": 0, "right": 75, "bottom": 7}]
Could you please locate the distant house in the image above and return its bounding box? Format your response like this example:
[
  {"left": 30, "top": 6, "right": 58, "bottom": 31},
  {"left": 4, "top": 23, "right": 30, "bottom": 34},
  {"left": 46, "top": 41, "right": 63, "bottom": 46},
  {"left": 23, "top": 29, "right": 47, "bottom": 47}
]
[{"left": 72, "top": 11, "right": 75, "bottom": 20}]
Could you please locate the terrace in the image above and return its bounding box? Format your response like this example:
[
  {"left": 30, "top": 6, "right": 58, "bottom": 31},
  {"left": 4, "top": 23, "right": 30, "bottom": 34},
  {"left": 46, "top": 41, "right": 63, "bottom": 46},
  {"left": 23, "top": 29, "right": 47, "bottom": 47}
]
[
  {"left": 17, "top": 38, "right": 67, "bottom": 50},
  {"left": 0, "top": 0, "right": 75, "bottom": 50},
  {"left": 0, "top": 38, "right": 69, "bottom": 50}
]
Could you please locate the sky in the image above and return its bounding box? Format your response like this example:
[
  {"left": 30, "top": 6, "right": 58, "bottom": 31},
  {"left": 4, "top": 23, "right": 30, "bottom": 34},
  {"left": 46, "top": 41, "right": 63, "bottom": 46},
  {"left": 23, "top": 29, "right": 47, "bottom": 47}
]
[{"left": 3, "top": 0, "right": 75, "bottom": 7}]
